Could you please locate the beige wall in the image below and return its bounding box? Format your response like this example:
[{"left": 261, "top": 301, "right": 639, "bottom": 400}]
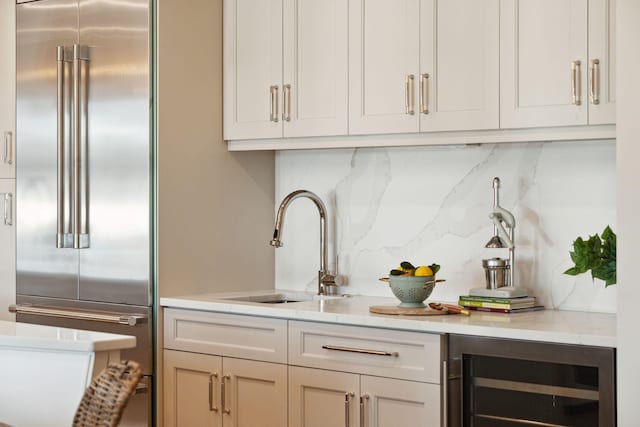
[
  {"left": 156, "top": 0, "right": 275, "bottom": 299},
  {"left": 616, "top": 0, "right": 640, "bottom": 424},
  {"left": 156, "top": 0, "right": 275, "bottom": 423}
]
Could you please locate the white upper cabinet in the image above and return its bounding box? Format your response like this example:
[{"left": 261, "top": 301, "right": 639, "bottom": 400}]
[
  {"left": 349, "top": 0, "right": 420, "bottom": 135},
  {"left": 224, "top": 0, "right": 283, "bottom": 140},
  {"left": 420, "top": 0, "right": 499, "bottom": 132},
  {"left": 0, "top": 0, "right": 15, "bottom": 177},
  {"left": 224, "top": 0, "right": 616, "bottom": 147},
  {"left": 500, "top": 0, "right": 589, "bottom": 128},
  {"left": 349, "top": 0, "right": 499, "bottom": 135},
  {"left": 588, "top": 0, "right": 616, "bottom": 124},
  {"left": 224, "top": 0, "right": 348, "bottom": 140},
  {"left": 283, "top": 0, "right": 348, "bottom": 137}
]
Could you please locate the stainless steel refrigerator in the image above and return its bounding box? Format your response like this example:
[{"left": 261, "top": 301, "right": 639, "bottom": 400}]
[{"left": 12, "top": 0, "right": 153, "bottom": 425}]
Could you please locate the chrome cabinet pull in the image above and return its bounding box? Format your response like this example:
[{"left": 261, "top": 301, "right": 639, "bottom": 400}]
[
  {"left": 344, "top": 392, "right": 355, "bottom": 427},
  {"left": 3, "top": 193, "right": 12, "bottom": 226},
  {"left": 3, "top": 131, "right": 12, "bottom": 165},
  {"left": 359, "top": 394, "right": 369, "bottom": 427},
  {"left": 270, "top": 85, "right": 279, "bottom": 122},
  {"left": 208, "top": 373, "right": 219, "bottom": 412},
  {"left": 571, "top": 60, "right": 581, "bottom": 105},
  {"left": 283, "top": 84, "right": 291, "bottom": 122},
  {"left": 221, "top": 374, "right": 231, "bottom": 414},
  {"left": 56, "top": 46, "right": 72, "bottom": 249},
  {"left": 590, "top": 59, "right": 600, "bottom": 105},
  {"left": 72, "top": 45, "right": 90, "bottom": 249},
  {"left": 8, "top": 304, "right": 147, "bottom": 326},
  {"left": 419, "top": 73, "right": 429, "bottom": 114},
  {"left": 322, "top": 344, "right": 399, "bottom": 357},
  {"left": 405, "top": 74, "right": 415, "bottom": 115}
]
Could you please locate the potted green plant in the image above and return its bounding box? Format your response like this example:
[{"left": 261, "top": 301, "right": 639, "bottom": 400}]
[{"left": 564, "top": 226, "right": 616, "bottom": 286}]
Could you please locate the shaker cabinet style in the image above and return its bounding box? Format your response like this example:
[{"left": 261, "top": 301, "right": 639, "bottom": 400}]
[
  {"left": 500, "top": 0, "right": 615, "bottom": 128},
  {"left": 0, "top": 179, "right": 15, "bottom": 321},
  {"left": 163, "top": 308, "right": 445, "bottom": 427},
  {"left": 588, "top": 0, "right": 616, "bottom": 125},
  {"left": 163, "top": 309, "right": 288, "bottom": 426},
  {"left": 223, "top": 0, "right": 348, "bottom": 140},
  {"left": 0, "top": 0, "right": 15, "bottom": 178},
  {"left": 164, "top": 350, "right": 287, "bottom": 427},
  {"left": 349, "top": 0, "right": 499, "bottom": 135},
  {"left": 289, "top": 366, "right": 439, "bottom": 427},
  {"left": 287, "top": 320, "right": 443, "bottom": 427}
]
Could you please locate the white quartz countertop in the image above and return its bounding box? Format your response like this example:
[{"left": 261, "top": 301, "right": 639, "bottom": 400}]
[
  {"left": 0, "top": 320, "right": 137, "bottom": 352},
  {"left": 161, "top": 289, "right": 616, "bottom": 348}
]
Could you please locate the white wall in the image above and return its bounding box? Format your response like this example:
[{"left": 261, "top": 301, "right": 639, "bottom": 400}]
[
  {"left": 616, "top": 0, "right": 640, "bottom": 424},
  {"left": 275, "top": 140, "right": 617, "bottom": 312}
]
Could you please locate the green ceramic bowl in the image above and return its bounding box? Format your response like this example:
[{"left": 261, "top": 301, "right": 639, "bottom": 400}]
[{"left": 388, "top": 275, "right": 436, "bottom": 308}]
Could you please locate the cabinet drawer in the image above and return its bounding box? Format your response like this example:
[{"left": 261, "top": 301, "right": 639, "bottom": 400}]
[
  {"left": 164, "top": 308, "right": 287, "bottom": 363},
  {"left": 288, "top": 321, "right": 442, "bottom": 383}
]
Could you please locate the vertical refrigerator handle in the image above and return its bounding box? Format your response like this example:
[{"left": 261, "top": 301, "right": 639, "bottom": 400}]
[
  {"left": 56, "top": 46, "right": 73, "bottom": 248},
  {"left": 73, "top": 44, "right": 90, "bottom": 249}
]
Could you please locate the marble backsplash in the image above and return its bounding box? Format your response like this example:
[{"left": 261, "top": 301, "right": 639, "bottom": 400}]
[{"left": 274, "top": 140, "right": 617, "bottom": 313}]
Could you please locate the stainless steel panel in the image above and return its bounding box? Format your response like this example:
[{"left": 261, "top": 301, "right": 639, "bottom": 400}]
[
  {"left": 15, "top": 295, "right": 153, "bottom": 374},
  {"left": 120, "top": 375, "right": 152, "bottom": 427},
  {"left": 16, "top": 0, "right": 79, "bottom": 299},
  {"left": 77, "top": 0, "right": 151, "bottom": 306}
]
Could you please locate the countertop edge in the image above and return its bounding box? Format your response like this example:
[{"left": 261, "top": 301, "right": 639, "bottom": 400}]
[{"left": 160, "top": 294, "right": 617, "bottom": 348}]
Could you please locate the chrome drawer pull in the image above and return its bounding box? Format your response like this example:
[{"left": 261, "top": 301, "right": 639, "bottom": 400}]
[
  {"left": 590, "top": 59, "right": 600, "bottom": 105},
  {"left": 208, "top": 373, "right": 219, "bottom": 412},
  {"left": 8, "top": 304, "right": 146, "bottom": 326},
  {"left": 405, "top": 74, "right": 415, "bottom": 115},
  {"left": 571, "top": 60, "right": 581, "bottom": 105},
  {"left": 221, "top": 374, "right": 231, "bottom": 414},
  {"left": 322, "top": 344, "right": 399, "bottom": 357},
  {"left": 359, "top": 394, "right": 369, "bottom": 427},
  {"left": 345, "top": 392, "right": 354, "bottom": 427}
]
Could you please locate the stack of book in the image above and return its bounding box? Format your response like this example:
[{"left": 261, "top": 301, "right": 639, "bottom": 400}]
[{"left": 458, "top": 295, "right": 543, "bottom": 313}]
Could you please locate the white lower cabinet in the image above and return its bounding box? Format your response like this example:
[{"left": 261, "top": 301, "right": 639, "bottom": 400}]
[
  {"left": 163, "top": 309, "right": 443, "bottom": 427},
  {"left": 164, "top": 349, "right": 287, "bottom": 427},
  {"left": 289, "top": 366, "right": 439, "bottom": 427}
]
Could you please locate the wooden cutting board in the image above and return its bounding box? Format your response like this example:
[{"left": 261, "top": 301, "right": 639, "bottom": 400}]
[{"left": 369, "top": 305, "right": 452, "bottom": 316}]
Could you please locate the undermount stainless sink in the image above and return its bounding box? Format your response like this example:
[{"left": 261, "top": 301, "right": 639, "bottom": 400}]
[{"left": 222, "top": 292, "right": 345, "bottom": 304}]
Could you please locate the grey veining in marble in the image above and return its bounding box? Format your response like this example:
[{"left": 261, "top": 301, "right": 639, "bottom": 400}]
[{"left": 274, "top": 140, "right": 617, "bottom": 313}]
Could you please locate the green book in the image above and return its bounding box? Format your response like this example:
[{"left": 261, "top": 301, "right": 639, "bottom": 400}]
[{"left": 459, "top": 295, "right": 535, "bottom": 304}]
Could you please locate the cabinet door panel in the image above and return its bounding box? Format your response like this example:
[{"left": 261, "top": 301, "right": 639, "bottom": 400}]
[
  {"left": 349, "top": 0, "right": 420, "bottom": 135},
  {"left": 588, "top": 0, "right": 615, "bottom": 124},
  {"left": 283, "top": 0, "right": 348, "bottom": 137},
  {"left": 163, "top": 350, "right": 222, "bottom": 427},
  {"left": 224, "top": 358, "right": 287, "bottom": 427},
  {"left": 289, "top": 366, "right": 360, "bottom": 427},
  {"left": 224, "top": 0, "right": 282, "bottom": 140},
  {"left": 361, "top": 376, "right": 440, "bottom": 427},
  {"left": 0, "top": 0, "right": 15, "bottom": 178},
  {"left": 420, "top": 0, "right": 499, "bottom": 131},
  {"left": 500, "top": 0, "right": 588, "bottom": 128},
  {"left": 0, "top": 179, "right": 14, "bottom": 320}
]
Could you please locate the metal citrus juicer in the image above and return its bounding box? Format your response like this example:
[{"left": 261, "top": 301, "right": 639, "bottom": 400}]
[{"left": 469, "top": 177, "right": 528, "bottom": 298}]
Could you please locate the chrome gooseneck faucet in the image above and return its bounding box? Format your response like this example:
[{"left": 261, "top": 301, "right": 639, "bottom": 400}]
[{"left": 270, "top": 190, "right": 338, "bottom": 295}]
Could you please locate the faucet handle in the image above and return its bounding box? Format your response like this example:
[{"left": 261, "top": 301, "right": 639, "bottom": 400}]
[
  {"left": 320, "top": 272, "right": 342, "bottom": 295},
  {"left": 269, "top": 238, "right": 283, "bottom": 248}
]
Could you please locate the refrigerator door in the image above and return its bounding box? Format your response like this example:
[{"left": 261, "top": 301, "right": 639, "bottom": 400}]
[
  {"left": 77, "top": 0, "right": 151, "bottom": 306},
  {"left": 16, "top": 0, "right": 80, "bottom": 299},
  {"left": 15, "top": 295, "right": 153, "bottom": 426}
]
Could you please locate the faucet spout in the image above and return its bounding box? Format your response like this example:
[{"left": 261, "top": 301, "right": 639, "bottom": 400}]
[{"left": 270, "top": 190, "right": 336, "bottom": 295}]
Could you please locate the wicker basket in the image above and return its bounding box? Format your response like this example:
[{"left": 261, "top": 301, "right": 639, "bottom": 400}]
[{"left": 72, "top": 360, "right": 142, "bottom": 427}]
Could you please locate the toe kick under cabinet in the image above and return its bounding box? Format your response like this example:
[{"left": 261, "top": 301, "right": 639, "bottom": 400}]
[{"left": 163, "top": 308, "right": 445, "bottom": 427}]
